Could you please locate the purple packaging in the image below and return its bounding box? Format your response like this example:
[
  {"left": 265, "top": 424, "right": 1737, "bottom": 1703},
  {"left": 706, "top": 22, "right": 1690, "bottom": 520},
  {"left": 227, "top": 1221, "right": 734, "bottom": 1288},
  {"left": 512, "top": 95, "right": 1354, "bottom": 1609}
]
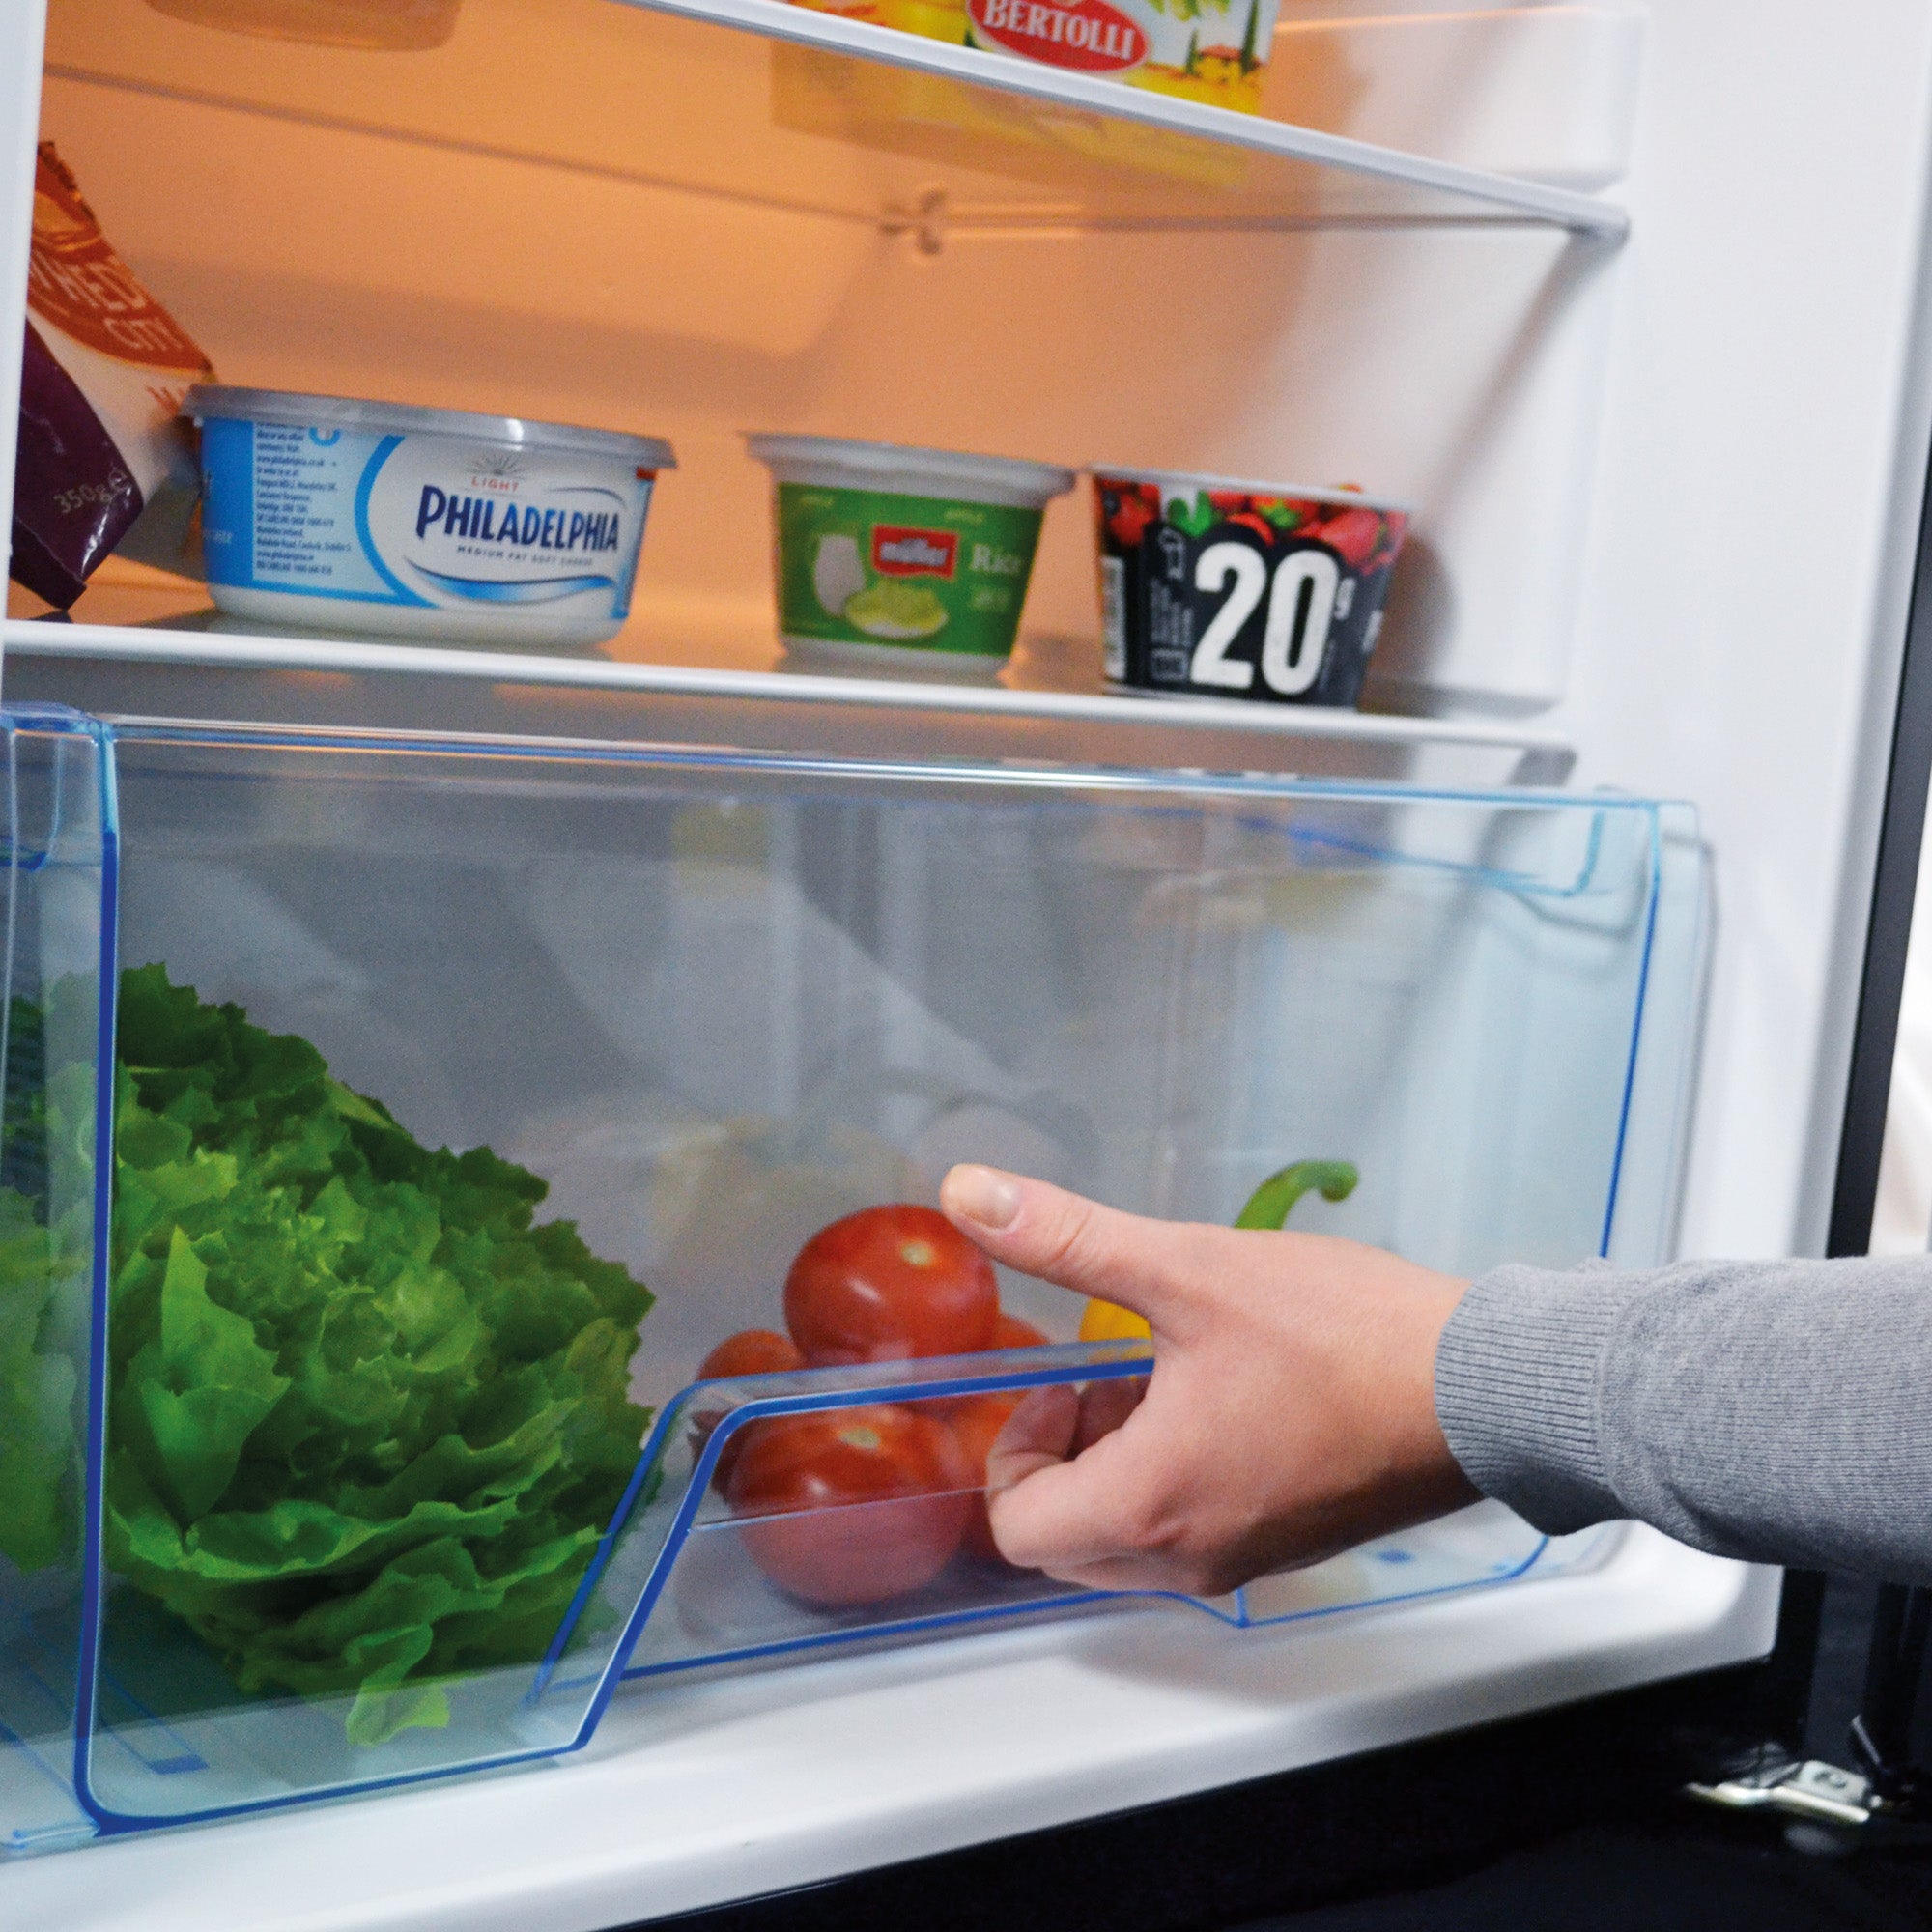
[{"left": 10, "top": 144, "right": 213, "bottom": 610}]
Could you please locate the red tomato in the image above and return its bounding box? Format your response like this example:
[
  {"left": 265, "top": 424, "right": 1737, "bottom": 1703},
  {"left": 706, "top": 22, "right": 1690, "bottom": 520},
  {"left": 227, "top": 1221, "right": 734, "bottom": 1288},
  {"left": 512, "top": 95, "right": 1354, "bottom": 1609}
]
[
  {"left": 993, "top": 1313, "right": 1049, "bottom": 1350},
  {"left": 691, "top": 1329, "right": 805, "bottom": 1492},
  {"left": 949, "top": 1390, "right": 1028, "bottom": 1565},
  {"left": 725, "top": 1405, "right": 973, "bottom": 1606},
  {"left": 1224, "top": 511, "right": 1277, "bottom": 545},
  {"left": 698, "top": 1329, "right": 805, "bottom": 1380},
  {"left": 784, "top": 1205, "right": 998, "bottom": 1365},
  {"left": 926, "top": 1312, "right": 1054, "bottom": 1423}
]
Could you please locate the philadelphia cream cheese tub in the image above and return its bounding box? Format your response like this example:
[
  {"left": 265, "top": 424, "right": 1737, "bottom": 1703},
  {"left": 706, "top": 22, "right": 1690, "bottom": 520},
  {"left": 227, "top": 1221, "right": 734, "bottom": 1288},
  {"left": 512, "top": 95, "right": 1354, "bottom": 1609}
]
[{"left": 187, "top": 386, "right": 675, "bottom": 650}]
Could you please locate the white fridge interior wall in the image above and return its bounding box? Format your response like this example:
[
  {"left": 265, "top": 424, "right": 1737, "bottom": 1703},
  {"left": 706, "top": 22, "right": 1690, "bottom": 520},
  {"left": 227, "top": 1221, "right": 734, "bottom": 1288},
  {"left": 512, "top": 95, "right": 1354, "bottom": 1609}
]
[
  {"left": 1541, "top": 0, "right": 1932, "bottom": 1264},
  {"left": 30, "top": 0, "right": 1634, "bottom": 713}
]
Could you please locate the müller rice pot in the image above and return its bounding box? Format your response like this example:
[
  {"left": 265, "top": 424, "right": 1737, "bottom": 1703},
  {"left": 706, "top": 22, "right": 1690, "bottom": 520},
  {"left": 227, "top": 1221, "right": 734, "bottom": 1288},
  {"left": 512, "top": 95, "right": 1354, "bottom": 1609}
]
[
  {"left": 1092, "top": 469, "right": 1410, "bottom": 709},
  {"left": 187, "top": 386, "right": 674, "bottom": 650},
  {"left": 749, "top": 434, "right": 1074, "bottom": 673}
]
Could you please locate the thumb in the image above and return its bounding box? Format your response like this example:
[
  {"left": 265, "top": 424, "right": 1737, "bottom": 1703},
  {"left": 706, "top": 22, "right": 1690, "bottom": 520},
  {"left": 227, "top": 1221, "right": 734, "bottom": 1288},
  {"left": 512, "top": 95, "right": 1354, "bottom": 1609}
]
[{"left": 938, "top": 1165, "right": 1203, "bottom": 1328}]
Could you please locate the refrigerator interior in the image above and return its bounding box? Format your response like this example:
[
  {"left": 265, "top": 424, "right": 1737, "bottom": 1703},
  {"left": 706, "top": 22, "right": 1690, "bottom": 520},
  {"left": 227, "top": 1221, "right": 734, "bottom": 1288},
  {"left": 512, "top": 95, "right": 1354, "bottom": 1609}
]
[
  {"left": 17, "top": 0, "right": 1634, "bottom": 715},
  {"left": 6, "top": 0, "right": 1932, "bottom": 1919}
]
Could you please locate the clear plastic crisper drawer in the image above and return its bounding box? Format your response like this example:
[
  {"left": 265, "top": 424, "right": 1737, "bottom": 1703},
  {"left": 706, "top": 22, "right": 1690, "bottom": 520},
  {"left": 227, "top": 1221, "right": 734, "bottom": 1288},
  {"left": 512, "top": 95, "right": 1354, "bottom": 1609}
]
[
  {"left": 0, "top": 709, "right": 1701, "bottom": 1848},
  {"left": 0, "top": 710, "right": 115, "bottom": 1857}
]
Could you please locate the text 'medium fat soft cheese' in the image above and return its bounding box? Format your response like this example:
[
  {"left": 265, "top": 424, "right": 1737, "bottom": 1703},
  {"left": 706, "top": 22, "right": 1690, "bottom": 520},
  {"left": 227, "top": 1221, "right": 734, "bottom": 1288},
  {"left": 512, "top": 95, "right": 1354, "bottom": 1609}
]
[
  {"left": 790, "top": 0, "right": 1282, "bottom": 115},
  {"left": 188, "top": 386, "right": 674, "bottom": 650},
  {"left": 749, "top": 434, "right": 1074, "bottom": 673}
]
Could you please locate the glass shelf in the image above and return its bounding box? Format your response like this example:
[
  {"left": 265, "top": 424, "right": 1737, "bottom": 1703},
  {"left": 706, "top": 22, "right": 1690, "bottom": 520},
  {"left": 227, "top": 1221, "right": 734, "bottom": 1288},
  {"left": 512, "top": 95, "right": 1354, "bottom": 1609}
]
[
  {"left": 1, "top": 621, "right": 1577, "bottom": 785},
  {"left": 623, "top": 0, "right": 1631, "bottom": 234},
  {"left": 43, "top": 0, "right": 1630, "bottom": 237}
]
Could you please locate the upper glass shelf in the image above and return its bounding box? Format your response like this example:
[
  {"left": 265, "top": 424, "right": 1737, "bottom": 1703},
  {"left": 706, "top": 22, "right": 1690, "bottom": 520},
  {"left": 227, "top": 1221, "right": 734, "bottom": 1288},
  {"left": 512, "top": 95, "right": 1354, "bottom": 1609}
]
[
  {"left": 0, "top": 617, "right": 1578, "bottom": 789},
  {"left": 43, "top": 0, "right": 1631, "bottom": 236},
  {"left": 622, "top": 0, "right": 1631, "bottom": 235}
]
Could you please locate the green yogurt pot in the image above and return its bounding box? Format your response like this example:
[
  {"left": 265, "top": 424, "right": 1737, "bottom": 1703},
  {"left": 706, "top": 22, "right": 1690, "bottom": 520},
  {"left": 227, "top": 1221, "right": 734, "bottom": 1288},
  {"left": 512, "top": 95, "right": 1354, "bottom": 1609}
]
[{"left": 748, "top": 435, "right": 1074, "bottom": 672}]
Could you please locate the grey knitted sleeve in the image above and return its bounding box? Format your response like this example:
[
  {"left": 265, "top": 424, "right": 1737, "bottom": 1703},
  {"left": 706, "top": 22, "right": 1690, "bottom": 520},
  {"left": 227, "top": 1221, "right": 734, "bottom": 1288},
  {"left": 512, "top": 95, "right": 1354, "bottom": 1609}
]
[{"left": 1434, "top": 1255, "right": 1932, "bottom": 1581}]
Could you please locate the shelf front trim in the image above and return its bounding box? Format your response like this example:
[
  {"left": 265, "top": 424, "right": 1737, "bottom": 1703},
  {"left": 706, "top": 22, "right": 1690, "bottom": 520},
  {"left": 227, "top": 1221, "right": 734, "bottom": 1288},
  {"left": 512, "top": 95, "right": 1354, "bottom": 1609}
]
[
  {"left": 2, "top": 621, "right": 1575, "bottom": 760},
  {"left": 617, "top": 0, "right": 1632, "bottom": 237}
]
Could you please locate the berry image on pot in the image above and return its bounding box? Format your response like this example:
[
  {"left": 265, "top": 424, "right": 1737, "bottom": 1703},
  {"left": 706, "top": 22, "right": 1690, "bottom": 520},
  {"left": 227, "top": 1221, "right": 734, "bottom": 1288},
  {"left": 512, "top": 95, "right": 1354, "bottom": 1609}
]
[{"left": 1092, "top": 469, "right": 1410, "bottom": 709}]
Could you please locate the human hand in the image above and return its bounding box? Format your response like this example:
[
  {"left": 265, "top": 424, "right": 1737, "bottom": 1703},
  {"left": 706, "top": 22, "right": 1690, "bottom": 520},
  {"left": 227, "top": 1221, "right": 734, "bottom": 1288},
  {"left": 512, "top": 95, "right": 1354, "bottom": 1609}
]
[{"left": 937, "top": 1164, "right": 1478, "bottom": 1596}]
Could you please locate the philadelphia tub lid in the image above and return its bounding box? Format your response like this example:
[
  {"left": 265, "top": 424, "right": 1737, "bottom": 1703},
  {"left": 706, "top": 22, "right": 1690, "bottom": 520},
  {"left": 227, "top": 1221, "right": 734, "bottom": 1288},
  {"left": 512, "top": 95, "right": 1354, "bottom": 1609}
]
[
  {"left": 1091, "top": 464, "right": 1414, "bottom": 516},
  {"left": 747, "top": 433, "right": 1074, "bottom": 505},
  {"left": 184, "top": 385, "right": 676, "bottom": 469}
]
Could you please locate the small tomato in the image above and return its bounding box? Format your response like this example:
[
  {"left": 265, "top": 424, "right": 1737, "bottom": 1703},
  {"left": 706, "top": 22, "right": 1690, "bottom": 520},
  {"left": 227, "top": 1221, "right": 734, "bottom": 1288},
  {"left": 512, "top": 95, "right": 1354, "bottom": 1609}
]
[
  {"left": 726, "top": 1405, "right": 973, "bottom": 1606},
  {"left": 949, "top": 1390, "right": 1027, "bottom": 1564},
  {"left": 698, "top": 1328, "right": 805, "bottom": 1380},
  {"left": 691, "top": 1328, "right": 806, "bottom": 1491},
  {"left": 785, "top": 1205, "right": 999, "bottom": 1365},
  {"left": 993, "top": 1312, "right": 1049, "bottom": 1350}
]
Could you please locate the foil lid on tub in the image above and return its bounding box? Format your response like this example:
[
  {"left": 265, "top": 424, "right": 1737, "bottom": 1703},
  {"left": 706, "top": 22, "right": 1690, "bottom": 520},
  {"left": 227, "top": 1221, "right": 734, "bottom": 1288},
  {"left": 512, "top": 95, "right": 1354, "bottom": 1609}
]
[
  {"left": 186, "top": 385, "right": 674, "bottom": 652},
  {"left": 1091, "top": 468, "right": 1412, "bottom": 709}
]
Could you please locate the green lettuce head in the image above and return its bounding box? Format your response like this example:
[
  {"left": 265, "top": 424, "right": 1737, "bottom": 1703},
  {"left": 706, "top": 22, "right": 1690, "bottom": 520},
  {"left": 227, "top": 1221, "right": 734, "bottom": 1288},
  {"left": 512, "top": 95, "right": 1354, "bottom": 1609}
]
[{"left": 102, "top": 966, "right": 653, "bottom": 1739}]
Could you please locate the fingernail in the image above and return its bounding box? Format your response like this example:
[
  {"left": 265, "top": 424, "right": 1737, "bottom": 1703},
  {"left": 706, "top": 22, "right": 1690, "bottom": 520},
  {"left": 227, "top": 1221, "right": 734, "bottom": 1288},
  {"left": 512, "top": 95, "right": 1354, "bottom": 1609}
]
[{"left": 943, "top": 1164, "right": 1022, "bottom": 1232}]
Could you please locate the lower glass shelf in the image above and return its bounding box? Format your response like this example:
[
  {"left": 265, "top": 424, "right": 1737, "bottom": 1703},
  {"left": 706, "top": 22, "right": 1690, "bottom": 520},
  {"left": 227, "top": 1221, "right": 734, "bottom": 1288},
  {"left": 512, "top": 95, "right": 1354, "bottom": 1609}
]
[{"left": 0, "top": 618, "right": 1577, "bottom": 775}]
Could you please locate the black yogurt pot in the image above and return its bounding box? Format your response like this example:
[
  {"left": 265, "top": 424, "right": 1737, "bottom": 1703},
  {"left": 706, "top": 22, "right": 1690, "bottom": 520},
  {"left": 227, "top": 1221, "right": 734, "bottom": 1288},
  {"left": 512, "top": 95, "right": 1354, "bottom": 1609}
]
[{"left": 1092, "top": 468, "right": 1411, "bottom": 707}]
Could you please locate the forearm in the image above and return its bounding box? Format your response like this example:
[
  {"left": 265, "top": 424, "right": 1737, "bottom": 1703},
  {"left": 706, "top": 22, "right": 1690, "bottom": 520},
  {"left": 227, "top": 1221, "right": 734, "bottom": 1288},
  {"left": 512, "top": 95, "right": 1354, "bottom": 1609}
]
[{"left": 1435, "top": 1255, "right": 1932, "bottom": 1580}]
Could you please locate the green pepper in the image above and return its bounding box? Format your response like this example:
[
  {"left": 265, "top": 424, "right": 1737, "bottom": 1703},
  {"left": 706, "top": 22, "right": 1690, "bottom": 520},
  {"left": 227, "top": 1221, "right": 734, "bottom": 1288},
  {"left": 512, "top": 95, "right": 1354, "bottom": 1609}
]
[
  {"left": 1233, "top": 1159, "right": 1358, "bottom": 1232},
  {"left": 1078, "top": 1158, "right": 1358, "bottom": 1342}
]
